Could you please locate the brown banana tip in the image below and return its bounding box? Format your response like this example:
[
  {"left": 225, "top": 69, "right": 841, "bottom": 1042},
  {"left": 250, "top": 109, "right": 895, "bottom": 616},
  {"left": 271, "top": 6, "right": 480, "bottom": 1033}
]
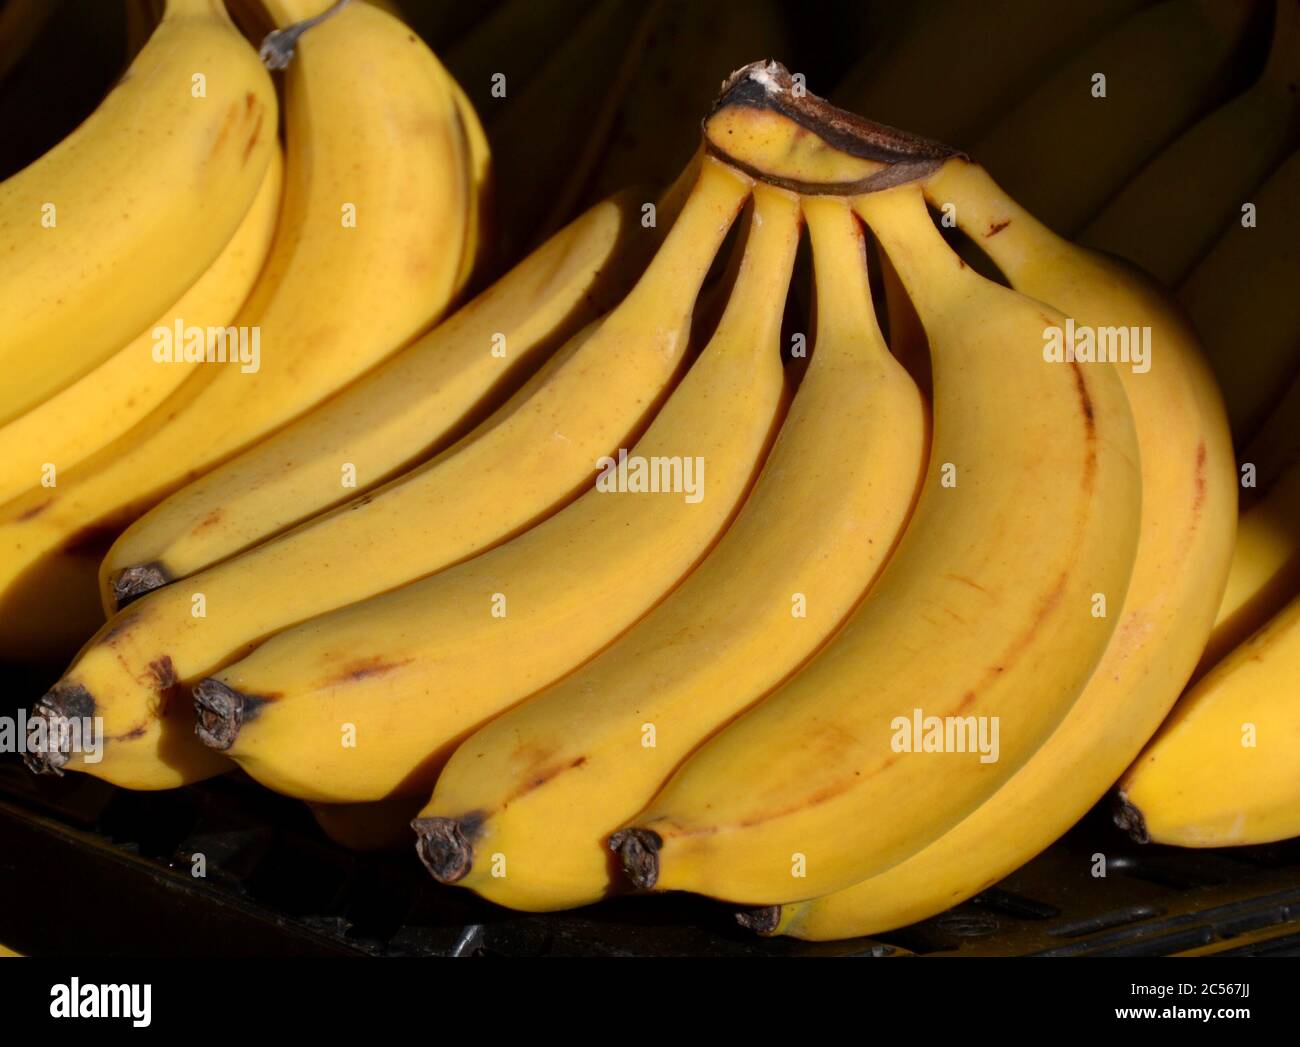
[
  {"left": 23, "top": 683, "right": 96, "bottom": 776},
  {"left": 1112, "top": 790, "right": 1150, "bottom": 844},
  {"left": 412, "top": 816, "right": 476, "bottom": 884},
  {"left": 734, "top": 906, "right": 782, "bottom": 935},
  {"left": 608, "top": 828, "right": 662, "bottom": 890},
  {"left": 193, "top": 678, "right": 254, "bottom": 751},
  {"left": 111, "top": 562, "right": 171, "bottom": 610}
]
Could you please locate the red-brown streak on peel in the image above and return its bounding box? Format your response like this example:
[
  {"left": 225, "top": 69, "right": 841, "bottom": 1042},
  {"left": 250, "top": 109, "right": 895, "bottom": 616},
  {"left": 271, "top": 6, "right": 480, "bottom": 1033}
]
[
  {"left": 501, "top": 754, "right": 590, "bottom": 808},
  {"left": 985, "top": 220, "right": 1011, "bottom": 237},
  {"left": 948, "top": 574, "right": 992, "bottom": 596},
  {"left": 194, "top": 508, "right": 224, "bottom": 532},
  {"left": 15, "top": 499, "right": 53, "bottom": 522},
  {"left": 242, "top": 110, "right": 264, "bottom": 165},
  {"left": 1192, "top": 441, "right": 1207, "bottom": 515},
  {"left": 323, "top": 656, "right": 415, "bottom": 686}
]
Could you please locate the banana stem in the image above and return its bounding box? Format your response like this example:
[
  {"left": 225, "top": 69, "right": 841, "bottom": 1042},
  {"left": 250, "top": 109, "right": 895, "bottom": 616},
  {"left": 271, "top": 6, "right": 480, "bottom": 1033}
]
[
  {"left": 259, "top": 0, "right": 350, "bottom": 67},
  {"left": 923, "top": 159, "right": 1054, "bottom": 282},
  {"left": 703, "top": 60, "right": 960, "bottom": 196},
  {"left": 853, "top": 185, "right": 974, "bottom": 323}
]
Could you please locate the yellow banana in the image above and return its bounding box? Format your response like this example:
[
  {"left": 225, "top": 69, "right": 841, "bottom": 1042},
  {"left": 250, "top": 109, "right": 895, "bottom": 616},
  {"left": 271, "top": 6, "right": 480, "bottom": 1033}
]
[
  {"left": 748, "top": 159, "right": 1237, "bottom": 941},
  {"left": 1197, "top": 453, "right": 1300, "bottom": 674},
  {"left": 0, "top": 0, "right": 472, "bottom": 664},
  {"left": 1117, "top": 591, "right": 1300, "bottom": 848},
  {"left": 0, "top": 147, "right": 283, "bottom": 510},
  {"left": 412, "top": 194, "right": 927, "bottom": 913},
  {"left": 101, "top": 190, "right": 649, "bottom": 604},
  {"left": 0, "top": 0, "right": 277, "bottom": 425},
  {"left": 613, "top": 65, "right": 1143, "bottom": 906},
  {"left": 31, "top": 159, "right": 750, "bottom": 790},
  {"left": 1177, "top": 148, "right": 1300, "bottom": 442},
  {"left": 974, "top": 0, "right": 1261, "bottom": 235},
  {"left": 192, "top": 180, "right": 802, "bottom": 804},
  {"left": 832, "top": 0, "right": 1147, "bottom": 148},
  {"left": 1081, "top": 0, "right": 1300, "bottom": 286}
]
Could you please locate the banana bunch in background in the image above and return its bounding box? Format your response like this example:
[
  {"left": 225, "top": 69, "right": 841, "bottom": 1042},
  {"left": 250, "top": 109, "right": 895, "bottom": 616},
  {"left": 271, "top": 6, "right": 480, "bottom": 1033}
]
[
  {"left": 0, "top": 0, "right": 483, "bottom": 663},
  {"left": 6, "top": 0, "right": 1300, "bottom": 950}
]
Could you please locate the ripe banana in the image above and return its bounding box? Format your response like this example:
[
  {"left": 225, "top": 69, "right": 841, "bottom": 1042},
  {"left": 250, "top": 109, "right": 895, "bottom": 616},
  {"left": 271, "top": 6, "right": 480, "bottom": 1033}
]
[
  {"left": 1117, "top": 591, "right": 1300, "bottom": 848},
  {"left": 744, "top": 158, "right": 1237, "bottom": 941},
  {"left": 832, "top": 0, "right": 1146, "bottom": 148},
  {"left": 101, "top": 188, "right": 651, "bottom": 603},
  {"left": 974, "top": 0, "right": 1260, "bottom": 235},
  {"left": 612, "top": 65, "right": 1144, "bottom": 905},
  {"left": 0, "top": 0, "right": 473, "bottom": 663},
  {"left": 0, "top": 0, "right": 277, "bottom": 425},
  {"left": 192, "top": 181, "right": 802, "bottom": 804},
  {"left": 0, "top": 147, "right": 283, "bottom": 509},
  {"left": 1080, "top": 0, "right": 1300, "bottom": 286},
  {"left": 1197, "top": 453, "right": 1300, "bottom": 674},
  {"left": 39, "top": 161, "right": 745, "bottom": 792},
  {"left": 1178, "top": 148, "right": 1300, "bottom": 442},
  {"left": 412, "top": 194, "right": 927, "bottom": 912}
]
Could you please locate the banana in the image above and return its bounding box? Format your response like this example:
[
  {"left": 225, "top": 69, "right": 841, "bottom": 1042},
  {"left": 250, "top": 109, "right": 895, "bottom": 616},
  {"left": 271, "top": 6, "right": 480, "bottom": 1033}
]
[
  {"left": 973, "top": 0, "right": 1261, "bottom": 235},
  {"left": 1117, "top": 591, "right": 1300, "bottom": 848},
  {"left": 1080, "top": 0, "right": 1300, "bottom": 286},
  {"left": 191, "top": 180, "right": 802, "bottom": 805},
  {"left": 1177, "top": 148, "right": 1300, "bottom": 442},
  {"left": 412, "top": 194, "right": 927, "bottom": 913},
  {"left": 101, "top": 191, "right": 648, "bottom": 599},
  {"left": 1197, "top": 453, "right": 1300, "bottom": 675},
  {"left": 744, "top": 159, "right": 1237, "bottom": 942},
  {"left": 0, "top": 0, "right": 277, "bottom": 426},
  {"left": 0, "top": 0, "right": 472, "bottom": 664},
  {"left": 0, "top": 146, "right": 283, "bottom": 510},
  {"left": 30, "top": 158, "right": 750, "bottom": 790},
  {"left": 831, "top": 0, "right": 1147, "bottom": 148},
  {"left": 611, "top": 64, "right": 1143, "bottom": 906}
]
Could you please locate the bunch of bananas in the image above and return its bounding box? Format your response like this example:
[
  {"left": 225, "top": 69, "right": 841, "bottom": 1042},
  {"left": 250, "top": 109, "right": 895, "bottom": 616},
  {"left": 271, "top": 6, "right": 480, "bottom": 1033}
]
[{"left": 6, "top": 0, "right": 1300, "bottom": 947}]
